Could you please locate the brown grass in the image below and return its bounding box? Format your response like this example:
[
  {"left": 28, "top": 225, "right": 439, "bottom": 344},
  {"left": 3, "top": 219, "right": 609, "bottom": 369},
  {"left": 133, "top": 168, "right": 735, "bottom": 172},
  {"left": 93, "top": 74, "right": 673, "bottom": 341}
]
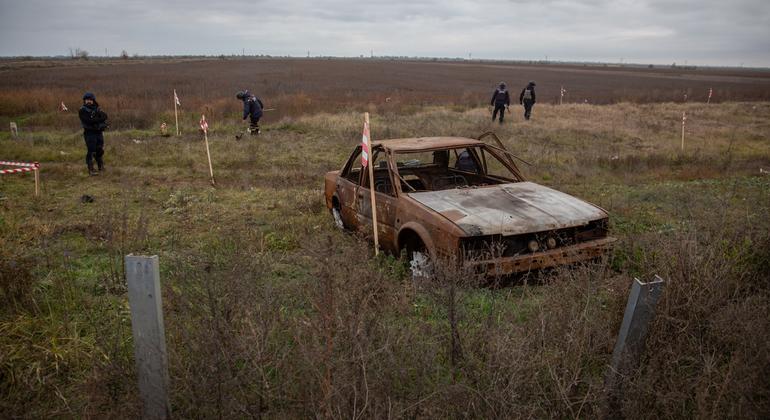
[{"left": 0, "top": 95, "right": 768, "bottom": 417}]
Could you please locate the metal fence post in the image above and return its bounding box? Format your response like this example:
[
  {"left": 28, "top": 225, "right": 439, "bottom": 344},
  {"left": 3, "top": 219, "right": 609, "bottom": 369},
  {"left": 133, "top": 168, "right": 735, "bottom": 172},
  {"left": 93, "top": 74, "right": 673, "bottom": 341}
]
[
  {"left": 605, "top": 275, "right": 665, "bottom": 417},
  {"left": 125, "top": 254, "right": 171, "bottom": 419}
]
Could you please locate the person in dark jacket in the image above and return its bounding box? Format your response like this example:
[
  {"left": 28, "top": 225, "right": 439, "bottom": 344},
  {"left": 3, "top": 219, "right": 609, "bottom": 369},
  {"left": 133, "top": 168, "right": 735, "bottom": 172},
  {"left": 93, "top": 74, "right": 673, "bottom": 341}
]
[
  {"left": 78, "top": 92, "right": 108, "bottom": 175},
  {"left": 519, "top": 81, "right": 536, "bottom": 120},
  {"left": 490, "top": 82, "right": 510, "bottom": 123},
  {"left": 236, "top": 90, "right": 264, "bottom": 135}
]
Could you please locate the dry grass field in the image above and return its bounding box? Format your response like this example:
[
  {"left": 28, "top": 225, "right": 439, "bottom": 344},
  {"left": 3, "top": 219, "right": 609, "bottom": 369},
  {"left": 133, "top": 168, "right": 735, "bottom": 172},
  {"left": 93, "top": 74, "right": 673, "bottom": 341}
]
[{"left": 1, "top": 59, "right": 769, "bottom": 418}]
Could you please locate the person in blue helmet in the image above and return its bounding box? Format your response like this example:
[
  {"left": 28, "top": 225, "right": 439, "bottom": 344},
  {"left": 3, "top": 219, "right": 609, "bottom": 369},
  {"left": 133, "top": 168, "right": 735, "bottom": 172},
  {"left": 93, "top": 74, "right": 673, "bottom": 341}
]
[
  {"left": 78, "top": 92, "right": 109, "bottom": 175},
  {"left": 236, "top": 90, "right": 264, "bottom": 136}
]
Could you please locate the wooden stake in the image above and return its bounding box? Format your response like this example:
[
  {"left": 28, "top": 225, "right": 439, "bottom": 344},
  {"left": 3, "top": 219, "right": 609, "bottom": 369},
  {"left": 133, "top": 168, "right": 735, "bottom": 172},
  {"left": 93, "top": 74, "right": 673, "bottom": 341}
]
[
  {"left": 173, "top": 90, "right": 180, "bottom": 136},
  {"left": 34, "top": 164, "right": 40, "bottom": 197},
  {"left": 364, "top": 112, "right": 379, "bottom": 255},
  {"left": 681, "top": 111, "right": 686, "bottom": 151},
  {"left": 203, "top": 131, "right": 215, "bottom": 186}
]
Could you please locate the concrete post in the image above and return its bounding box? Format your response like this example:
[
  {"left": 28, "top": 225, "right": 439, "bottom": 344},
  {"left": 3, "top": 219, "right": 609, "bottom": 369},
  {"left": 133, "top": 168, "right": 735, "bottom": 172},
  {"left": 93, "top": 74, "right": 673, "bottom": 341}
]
[
  {"left": 605, "top": 275, "right": 665, "bottom": 417},
  {"left": 125, "top": 254, "right": 171, "bottom": 419}
]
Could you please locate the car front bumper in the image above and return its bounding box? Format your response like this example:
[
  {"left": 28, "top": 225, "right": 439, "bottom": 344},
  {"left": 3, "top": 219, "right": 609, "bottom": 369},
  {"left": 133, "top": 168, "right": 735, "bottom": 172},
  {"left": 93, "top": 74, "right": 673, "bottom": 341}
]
[{"left": 467, "top": 236, "right": 617, "bottom": 276}]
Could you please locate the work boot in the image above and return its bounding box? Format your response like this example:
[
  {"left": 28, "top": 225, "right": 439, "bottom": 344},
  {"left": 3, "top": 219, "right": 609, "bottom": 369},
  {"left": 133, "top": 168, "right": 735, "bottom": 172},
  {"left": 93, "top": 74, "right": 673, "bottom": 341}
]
[{"left": 88, "top": 166, "right": 98, "bottom": 176}]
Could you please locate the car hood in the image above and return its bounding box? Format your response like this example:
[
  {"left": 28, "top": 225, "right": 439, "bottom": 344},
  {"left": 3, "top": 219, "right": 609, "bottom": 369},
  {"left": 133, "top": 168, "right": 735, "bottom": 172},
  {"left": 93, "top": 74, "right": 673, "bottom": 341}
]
[{"left": 408, "top": 182, "right": 608, "bottom": 236}]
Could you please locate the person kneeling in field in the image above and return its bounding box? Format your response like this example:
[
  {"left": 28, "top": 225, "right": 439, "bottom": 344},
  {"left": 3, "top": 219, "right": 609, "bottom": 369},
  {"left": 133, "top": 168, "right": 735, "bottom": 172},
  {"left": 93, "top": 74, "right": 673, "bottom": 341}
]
[
  {"left": 236, "top": 90, "right": 264, "bottom": 135},
  {"left": 78, "top": 92, "right": 109, "bottom": 175}
]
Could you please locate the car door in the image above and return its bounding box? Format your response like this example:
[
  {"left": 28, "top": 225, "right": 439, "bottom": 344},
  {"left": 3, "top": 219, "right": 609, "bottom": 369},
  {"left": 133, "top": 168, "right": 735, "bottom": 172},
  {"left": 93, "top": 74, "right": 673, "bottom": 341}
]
[
  {"left": 335, "top": 146, "right": 364, "bottom": 230},
  {"left": 355, "top": 148, "right": 399, "bottom": 253}
]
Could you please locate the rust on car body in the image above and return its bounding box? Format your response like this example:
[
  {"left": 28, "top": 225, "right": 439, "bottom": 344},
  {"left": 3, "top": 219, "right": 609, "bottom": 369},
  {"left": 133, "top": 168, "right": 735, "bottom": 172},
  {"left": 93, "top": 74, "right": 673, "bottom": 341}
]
[{"left": 324, "top": 134, "right": 616, "bottom": 276}]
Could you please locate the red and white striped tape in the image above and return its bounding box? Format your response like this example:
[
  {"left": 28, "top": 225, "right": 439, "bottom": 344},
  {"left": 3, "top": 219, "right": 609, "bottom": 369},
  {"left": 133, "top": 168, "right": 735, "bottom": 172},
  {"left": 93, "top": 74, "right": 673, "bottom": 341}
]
[
  {"left": 0, "top": 161, "right": 39, "bottom": 168},
  {"left": 0, "top": 160, "right": 39, "bottom": 175},
  {"left": 0, "top": 167, "right": 37, "bottom": 175}
]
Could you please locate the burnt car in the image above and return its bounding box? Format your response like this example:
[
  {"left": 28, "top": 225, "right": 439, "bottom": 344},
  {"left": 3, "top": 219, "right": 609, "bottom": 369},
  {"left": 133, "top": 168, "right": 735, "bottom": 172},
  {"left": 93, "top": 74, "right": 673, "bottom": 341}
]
[{"left": 324, "top": 134, "right": 616, "bottom": 276}]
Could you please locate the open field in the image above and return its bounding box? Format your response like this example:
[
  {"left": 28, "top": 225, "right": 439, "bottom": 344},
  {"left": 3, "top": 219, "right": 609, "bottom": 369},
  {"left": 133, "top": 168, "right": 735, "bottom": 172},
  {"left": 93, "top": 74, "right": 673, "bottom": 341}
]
[
  {"left": 1, "top": 57, "right": 770, "bottom": 132},
  {"left": 1, "top": 89, "right": 769, "bottom": 417}
]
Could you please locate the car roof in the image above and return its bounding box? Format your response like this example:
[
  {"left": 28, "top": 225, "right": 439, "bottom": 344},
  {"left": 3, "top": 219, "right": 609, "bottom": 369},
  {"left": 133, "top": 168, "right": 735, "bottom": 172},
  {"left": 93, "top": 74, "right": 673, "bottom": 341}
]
[{"left": 372, "top": 137, "right": 484, "bottom": 152}]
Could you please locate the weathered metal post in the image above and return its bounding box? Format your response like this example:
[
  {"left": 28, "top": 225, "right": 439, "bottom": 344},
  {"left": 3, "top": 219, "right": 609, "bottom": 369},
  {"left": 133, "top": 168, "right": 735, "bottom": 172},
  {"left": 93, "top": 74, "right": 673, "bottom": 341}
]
[
  {"left": 125, "top": 254, "right": 171, "bottom": 419},
  {"left": 604, "top": 275, "right": 665, "bottom": 417}
]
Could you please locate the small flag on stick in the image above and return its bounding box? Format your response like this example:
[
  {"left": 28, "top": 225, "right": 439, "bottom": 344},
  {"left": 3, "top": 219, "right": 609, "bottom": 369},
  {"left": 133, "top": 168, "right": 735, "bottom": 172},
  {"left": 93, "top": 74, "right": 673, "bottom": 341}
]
[
  {"left": 361, "top": 112, "right": 379, "bottom": 255},
  {"left": 199, "top": 114, "right": 208, "bottom": 133},
  {"left": 200, "top": 114, "right": 215, "bottom": 186},
  {"left": 361, "top": 118, "right": 371, "bottom": 167},
  {"left": 559, "top": 86, "right": 566, "bottom": 105},
  {"left": 707, "top": 88, "right": 713, "bottom": 104},
  {"left": 174, "top": 90, "right": 181, "bottom": 135},
  {"left": 59, "top": 101, "right": 68, "bottom": 112}
]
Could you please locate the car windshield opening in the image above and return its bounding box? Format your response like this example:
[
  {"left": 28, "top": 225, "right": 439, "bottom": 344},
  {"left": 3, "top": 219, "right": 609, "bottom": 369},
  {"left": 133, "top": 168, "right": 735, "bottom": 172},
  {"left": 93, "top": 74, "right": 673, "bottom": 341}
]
[{"left": 392, "top": 146, "right": 519, "bottom": 192}]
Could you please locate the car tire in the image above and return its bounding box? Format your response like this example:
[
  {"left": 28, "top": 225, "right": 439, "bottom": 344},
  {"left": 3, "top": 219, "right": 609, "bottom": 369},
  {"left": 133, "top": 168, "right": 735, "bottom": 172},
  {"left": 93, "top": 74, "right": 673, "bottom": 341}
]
[
  {"left": 331, "top": 205, "right": 345, "bottom": 230},
  {"left": 405, "top": 238, "right": 434, "bottom": 283},
  {"left": 410, "top": 249, "right": 433, "bottom": 281}
]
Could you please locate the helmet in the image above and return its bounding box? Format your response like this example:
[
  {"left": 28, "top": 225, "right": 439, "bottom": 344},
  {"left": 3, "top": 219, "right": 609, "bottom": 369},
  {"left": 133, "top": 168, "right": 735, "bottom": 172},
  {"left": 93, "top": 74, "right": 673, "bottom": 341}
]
[
  {"left": 499, "top": 82, "right": 506, "bottom": 89},
  {"left": 235, "top": 91, "right": 246, "bottom": 100},
  {"left": 528, "top": 81, "right": 536, "bottom": 86},
  {"left": 82, "top": 92, "right": 96, "bottom": 101}
]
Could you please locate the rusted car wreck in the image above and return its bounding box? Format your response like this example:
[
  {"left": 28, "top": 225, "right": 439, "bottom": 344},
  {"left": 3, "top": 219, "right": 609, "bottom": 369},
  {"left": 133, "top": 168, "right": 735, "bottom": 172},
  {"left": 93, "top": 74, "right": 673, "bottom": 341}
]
[{"left": 324, "top": 134, "right": 615, "bottom": 276}]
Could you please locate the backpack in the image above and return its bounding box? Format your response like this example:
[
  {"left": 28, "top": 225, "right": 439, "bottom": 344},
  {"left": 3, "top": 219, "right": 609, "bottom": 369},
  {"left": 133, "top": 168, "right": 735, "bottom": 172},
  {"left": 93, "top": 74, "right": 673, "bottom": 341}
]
[
  {"left": 496, "top": 89, "right": 507, "bottom": 102},
  {"left": 522, "top": 88, "right": 532, "bottom": 100}
]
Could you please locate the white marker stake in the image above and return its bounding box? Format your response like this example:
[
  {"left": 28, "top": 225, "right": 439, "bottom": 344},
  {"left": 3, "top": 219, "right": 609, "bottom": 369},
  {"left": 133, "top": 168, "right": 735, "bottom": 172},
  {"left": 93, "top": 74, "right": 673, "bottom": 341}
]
[
  {"left": 34, "top": 163, "right": 40, "bottom": 197},
  {"left": 681, "top": 111, "right": 687, "bottom": 151},
  {"left": 173, "top": 90, "right": 180, "bottom": 136}
]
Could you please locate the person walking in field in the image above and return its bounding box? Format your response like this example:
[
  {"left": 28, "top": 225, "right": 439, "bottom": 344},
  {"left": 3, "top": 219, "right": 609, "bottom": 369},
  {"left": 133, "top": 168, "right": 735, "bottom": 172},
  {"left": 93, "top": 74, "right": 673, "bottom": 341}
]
[
  {"left": 490, "top": 82, "right": 510, "bottom": 123},
  {"left": 236, "top": 90, "right": 264, "bottom": 135},
  {"left": 78, "top": 92, "right": 108, "bottom": 175},
  {"left": 519, "top": 81, "right": 537, "bottom": 120}
]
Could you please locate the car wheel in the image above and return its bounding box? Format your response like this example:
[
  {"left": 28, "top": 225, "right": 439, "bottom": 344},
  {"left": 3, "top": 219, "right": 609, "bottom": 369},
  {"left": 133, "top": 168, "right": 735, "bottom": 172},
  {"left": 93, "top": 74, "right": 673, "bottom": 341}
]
[
  {"left": 331, "top": 206, "right": 345, "bottom": 230},
  {"left": 410, "top": 249, "right": 433, "bottom": 281}
]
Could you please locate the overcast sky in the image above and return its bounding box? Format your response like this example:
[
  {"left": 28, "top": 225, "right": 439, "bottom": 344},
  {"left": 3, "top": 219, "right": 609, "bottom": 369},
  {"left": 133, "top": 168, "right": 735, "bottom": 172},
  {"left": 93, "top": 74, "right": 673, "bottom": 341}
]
[{"left": 1, "top": 0, "right": 768, "bottom": 67}]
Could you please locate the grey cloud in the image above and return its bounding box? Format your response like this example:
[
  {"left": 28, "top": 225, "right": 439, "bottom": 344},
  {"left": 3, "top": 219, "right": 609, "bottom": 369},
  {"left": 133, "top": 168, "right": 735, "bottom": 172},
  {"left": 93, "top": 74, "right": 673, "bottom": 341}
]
[{"left": 0, "top": 0, "right": 768, "bottom": 66}]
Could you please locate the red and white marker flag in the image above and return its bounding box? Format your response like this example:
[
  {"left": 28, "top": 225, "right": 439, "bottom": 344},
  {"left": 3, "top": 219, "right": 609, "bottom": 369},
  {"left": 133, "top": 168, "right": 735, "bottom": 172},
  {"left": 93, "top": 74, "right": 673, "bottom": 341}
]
[
  {"left": 559, "top": 86, "right": 566, "bottom": 105},
  {"left": 199, "top": 114, "right": 209, "bottom": 133},
  {"left": 707, "top": 88, "right": 713, "bottom": 104},
  {"left": 361, "top": 112, "right": 379, "bottom": 255},
  {"left": 361, "top": 118, "right": 371, "bottom": 167},
  {"left": 59, "top": 101, "right": 68, "bottom": 112},
  {"left": 174, "top": 90, "right": 181, "bottom": 106}
]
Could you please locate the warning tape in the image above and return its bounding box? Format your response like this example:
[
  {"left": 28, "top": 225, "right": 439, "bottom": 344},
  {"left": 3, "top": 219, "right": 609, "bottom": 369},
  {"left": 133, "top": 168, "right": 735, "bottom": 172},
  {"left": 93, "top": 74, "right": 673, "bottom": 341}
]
[
  {"left": 0, "top": 167, "right": 38, "bottom": 175},
  {"left": 0, "top": 161, "right": 39, "bottom": 168},
  {"left": 0, "top": 161, "right": 40, "bottom": 175}
]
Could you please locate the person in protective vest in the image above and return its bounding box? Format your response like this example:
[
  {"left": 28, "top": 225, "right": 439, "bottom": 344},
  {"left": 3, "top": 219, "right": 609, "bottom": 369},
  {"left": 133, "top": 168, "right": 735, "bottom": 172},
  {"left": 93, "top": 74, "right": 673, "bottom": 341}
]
[
  {"left": 490, "top": 82, "right": 510, "bottom": 123},
  {"left": 236, "top": 90, "right": 264, "bottom": 135},
  {"left": 519, "top": 81, "right": 537, "bottom": 120},
  {"left": 78, "top": 92, "right": 109, "bottom": 175}
]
